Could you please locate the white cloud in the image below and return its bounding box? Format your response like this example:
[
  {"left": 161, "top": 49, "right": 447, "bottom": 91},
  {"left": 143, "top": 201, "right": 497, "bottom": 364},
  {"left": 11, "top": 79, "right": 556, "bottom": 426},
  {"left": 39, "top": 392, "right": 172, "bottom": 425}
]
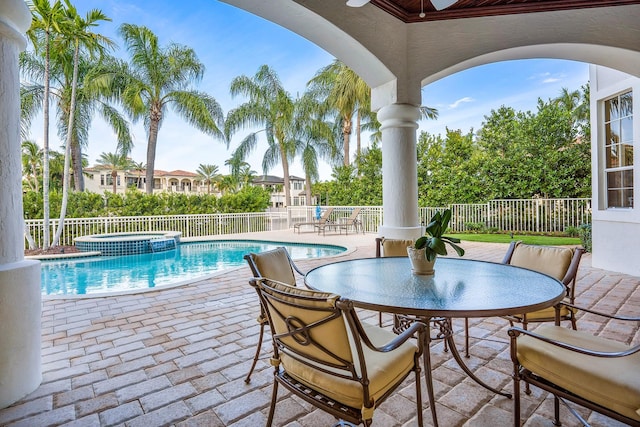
[{"left": 448, "top": 97, "right": 474, "bottom": 109}]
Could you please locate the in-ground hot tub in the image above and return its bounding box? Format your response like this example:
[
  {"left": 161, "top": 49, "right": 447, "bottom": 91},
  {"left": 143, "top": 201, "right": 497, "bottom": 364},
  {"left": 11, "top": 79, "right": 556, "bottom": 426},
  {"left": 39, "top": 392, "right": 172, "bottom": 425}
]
[{"left": 74, "top": 231, "right": 181, "bottom": 256}]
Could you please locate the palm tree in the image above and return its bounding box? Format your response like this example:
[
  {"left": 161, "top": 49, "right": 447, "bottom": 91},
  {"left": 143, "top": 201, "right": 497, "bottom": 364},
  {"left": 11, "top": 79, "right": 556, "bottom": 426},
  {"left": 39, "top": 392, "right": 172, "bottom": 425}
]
[
  {"left": 27, "top": 0, "right": 65, "bottom": 250},
  {"left": 52, "top": 2, "right": 114, "bottom": 247},
  {"left": 554, "top": 86, "right": 590, "bottom": 138},
  {"left": 96, "top": 152, "right": 130, "bottom": 194},
  {"left": 307, "top": 60, "right": 371, "bottom": 166},
  {"left": 226, "top": 65, "right": 296, "bottom": 207},
  {"left": 131, "top": 161, "right": 145, "bottom": 189},
  {"left": 195, "top": 164, "right": 221, "bottom": 194},
  {"left": 99, "top": 24, "right": 225, "bottom": 194},
  {"left": 308, "top": 60, "right": 439, "bottom": 166},
  {"left": 218, "top": 175, "right": 238, "bottom": 195},
  {"left": 237, "top": 164, "right": 258, "bottom": 187},
  {"left": 293, "top": 93, "right": 337, "bottom": 204},
  {"left": 22, "top": 140, "right": 43, "bottom": 192}
]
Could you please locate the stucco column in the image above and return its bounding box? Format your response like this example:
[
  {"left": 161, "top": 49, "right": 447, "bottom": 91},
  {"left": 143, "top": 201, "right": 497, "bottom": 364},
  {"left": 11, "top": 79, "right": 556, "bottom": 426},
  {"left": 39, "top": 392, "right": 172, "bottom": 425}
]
[
  {"left": 0, "top": 0, "right": 43, "bottom": 409},
  {"left": 377, "top": 103, "right": 423, "bottom": 240}
]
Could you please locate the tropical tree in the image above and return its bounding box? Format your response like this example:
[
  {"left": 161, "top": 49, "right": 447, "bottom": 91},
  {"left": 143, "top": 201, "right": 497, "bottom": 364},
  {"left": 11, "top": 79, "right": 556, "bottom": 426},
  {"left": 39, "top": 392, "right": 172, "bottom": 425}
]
[
  {"left": 294, "top": 93, "right": 336, "bottom": 204},
  {"left": 21, "top": 50, "right": 133, "bottom": 193},
  {"left": 51, "top": 2, "right": 114, "bottom": 247},
  {"left": 237, "top": 164, "right": 258, "bottom": 187},
  {"left": 27, "top": 0, "right": 65, "bottom": 249},
  {"left": 226, "top": 65, "right": 297, "bottom": 207},
  {"left": 22, "top": 140, "right": 43, "bottom": 192},
  {"left": 97, "top": 24, "right": 225, "bottom": 194},
  {"left": 307, "top": 60, "right": 371, "bottom": 166},
  {"left": 131, "top": 161, "right": 145, "bottom": 189},
  {"left": 554, "top": 85, "right": 590, "bottom": 139},
  {"left": 96, "top": 152, "right": 131, "bottom": 194},
  {"left": 195, "top": 163, "right": 221, "bottom": 194},
  {"left": 308, "top": 60, "right": 438, "bottom": 167}
]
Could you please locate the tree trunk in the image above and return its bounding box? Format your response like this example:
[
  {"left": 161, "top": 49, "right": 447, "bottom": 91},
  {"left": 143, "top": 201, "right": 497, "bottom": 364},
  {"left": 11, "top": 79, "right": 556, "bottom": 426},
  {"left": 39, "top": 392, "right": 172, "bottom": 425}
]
[
  {"left": 356, "top": 111, "right": 361, "bottom": 160},
  {"left": 42, "top": 30, "right": 51, "bottom": 250},
  {"left": 112, "top": 170, "right": 117, "bottom": 194},
  {"left": 145, "top": 106, "right": 161, "bottom": 194},
  {"left": 52, "top": 42, "right": 80, "bottom": 247},
  {"left": 305, "top": 173, "right": 313, "bottom": 206},
  {"left": 280, "top": 148, "right": 291, "bottom": 208},
  {"left": 342, "top": 115, "right": 352, "bottom": 166},
  {"left": 71, "top": 137, "right": 84, "bottom": 191}
]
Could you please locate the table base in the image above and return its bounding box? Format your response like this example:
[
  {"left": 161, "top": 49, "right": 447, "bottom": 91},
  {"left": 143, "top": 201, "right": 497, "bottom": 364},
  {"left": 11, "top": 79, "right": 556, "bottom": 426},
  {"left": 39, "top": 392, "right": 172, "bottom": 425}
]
[{"left": 422, "top": 317, "right": 512, "bottom": 427}]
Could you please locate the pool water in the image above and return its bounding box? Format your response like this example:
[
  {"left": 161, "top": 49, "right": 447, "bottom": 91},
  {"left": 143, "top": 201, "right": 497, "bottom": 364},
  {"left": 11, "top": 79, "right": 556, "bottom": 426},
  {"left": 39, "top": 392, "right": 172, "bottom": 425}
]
[{"left": 41, "top": 240, "right": 345, "bottom": 296}]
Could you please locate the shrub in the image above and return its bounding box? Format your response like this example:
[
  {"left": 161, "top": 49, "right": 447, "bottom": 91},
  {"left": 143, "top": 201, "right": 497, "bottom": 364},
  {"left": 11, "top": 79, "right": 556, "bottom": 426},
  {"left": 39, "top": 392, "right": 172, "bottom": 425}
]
[
  {"left": 464, "top": 222, "right": 486, "bottom": 233},
  {"left": 564, "top": 226, "right": 581, "bottom": 237},
  {"left": 579, "top": 223, "right": 592, "bottom": 252}
]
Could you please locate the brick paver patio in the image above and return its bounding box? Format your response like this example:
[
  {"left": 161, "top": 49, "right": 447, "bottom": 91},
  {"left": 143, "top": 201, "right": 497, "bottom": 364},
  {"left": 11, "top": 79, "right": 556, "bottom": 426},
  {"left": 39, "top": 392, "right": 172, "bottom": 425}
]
[{"left": 1, "top": 231, "right": 638, "bottom": 427}]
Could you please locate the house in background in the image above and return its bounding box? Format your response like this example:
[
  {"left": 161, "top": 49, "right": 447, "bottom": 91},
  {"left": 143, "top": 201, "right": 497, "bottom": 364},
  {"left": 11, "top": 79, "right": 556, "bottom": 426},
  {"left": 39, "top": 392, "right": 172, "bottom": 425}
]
[
  {"left": 84, "top": 167, "right": 214, "bottom": 195},
  {"left": 250, "top": 175, "right": 314, "bottom": 207},
  {"left": 83, "top": 167, "right": 314, "bottom": 208}
]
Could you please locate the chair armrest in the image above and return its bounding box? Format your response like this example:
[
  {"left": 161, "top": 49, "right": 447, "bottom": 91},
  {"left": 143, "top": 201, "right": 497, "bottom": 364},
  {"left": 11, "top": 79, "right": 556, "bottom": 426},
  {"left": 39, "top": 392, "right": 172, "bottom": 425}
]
[
  {"left": 558, "top": 302, "right": 640, "bottom": 322},
  {"left": 508, "top": 326, "right": 640, "bottom": 359},
  {"left": 360, "top": 320, "right": 427, "bottom": 353}
]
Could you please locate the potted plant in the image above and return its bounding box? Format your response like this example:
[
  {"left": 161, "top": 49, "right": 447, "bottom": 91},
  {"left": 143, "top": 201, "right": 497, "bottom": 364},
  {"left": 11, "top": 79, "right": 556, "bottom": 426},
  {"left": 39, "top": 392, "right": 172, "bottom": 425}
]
[{"left": 408, "top": 209, "right": 465, "bottom": 275}]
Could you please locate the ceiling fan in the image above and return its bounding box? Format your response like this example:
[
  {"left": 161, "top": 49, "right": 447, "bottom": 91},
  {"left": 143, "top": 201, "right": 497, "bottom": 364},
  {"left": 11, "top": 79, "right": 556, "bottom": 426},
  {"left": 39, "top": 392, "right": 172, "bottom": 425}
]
[{"left": 346, "top": 0, "right": 458, "bottom": 12}]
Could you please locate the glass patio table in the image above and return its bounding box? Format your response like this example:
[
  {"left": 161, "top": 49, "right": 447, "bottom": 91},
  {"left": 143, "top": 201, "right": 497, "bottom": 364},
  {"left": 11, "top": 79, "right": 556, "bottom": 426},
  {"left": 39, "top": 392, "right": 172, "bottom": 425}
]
[{"left": 305, "top": 256, "right": 566, "bottom": 427}]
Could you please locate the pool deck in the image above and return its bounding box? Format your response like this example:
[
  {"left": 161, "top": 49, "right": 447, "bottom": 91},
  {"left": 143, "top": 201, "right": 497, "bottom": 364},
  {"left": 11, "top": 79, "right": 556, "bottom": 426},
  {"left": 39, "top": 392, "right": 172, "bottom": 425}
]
[{"left": 1, "top": 230, "right": 638, "bottom": 427}]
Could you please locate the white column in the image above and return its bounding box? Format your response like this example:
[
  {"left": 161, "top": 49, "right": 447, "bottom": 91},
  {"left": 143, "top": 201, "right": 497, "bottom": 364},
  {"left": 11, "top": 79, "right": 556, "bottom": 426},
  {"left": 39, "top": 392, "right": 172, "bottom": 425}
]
[
  {"left": 377, "top": 103, "right": 423, "bottom": 240},
  {"left": 0, "top": 0, "right": 43, "bottom": 409}
]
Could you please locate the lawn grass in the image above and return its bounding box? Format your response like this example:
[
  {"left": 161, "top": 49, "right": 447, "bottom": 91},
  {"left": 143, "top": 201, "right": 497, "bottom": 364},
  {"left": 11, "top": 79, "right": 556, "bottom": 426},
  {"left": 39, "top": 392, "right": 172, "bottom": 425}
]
[{"left": 448, "top": 233, "right": 581, "bottom": 246}]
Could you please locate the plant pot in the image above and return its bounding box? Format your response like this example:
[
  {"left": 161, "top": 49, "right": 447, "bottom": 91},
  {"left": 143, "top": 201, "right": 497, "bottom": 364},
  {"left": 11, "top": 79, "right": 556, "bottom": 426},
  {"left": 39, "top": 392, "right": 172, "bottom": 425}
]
[{"left": 407, "top": 247, "right": 436, "bottom": 275}]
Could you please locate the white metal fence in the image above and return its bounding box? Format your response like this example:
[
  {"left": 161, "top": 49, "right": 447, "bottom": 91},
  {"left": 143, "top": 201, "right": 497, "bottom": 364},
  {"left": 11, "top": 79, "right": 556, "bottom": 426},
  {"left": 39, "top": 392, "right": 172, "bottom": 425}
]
[{"left": 25, "top": 198, "right": 591, "bottom": 247}]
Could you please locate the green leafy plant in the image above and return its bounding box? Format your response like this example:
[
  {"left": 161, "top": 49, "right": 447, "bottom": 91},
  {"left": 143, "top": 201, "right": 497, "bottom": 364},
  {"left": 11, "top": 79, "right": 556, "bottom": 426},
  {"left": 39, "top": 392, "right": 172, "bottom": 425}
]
[{"left": 414, "top": 209, "right": 465, "bottom": 261}]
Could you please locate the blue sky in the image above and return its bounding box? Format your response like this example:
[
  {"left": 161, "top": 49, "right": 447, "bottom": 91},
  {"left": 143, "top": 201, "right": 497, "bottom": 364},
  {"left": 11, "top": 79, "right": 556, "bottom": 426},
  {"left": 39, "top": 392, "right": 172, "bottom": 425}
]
[{"left": 28, "top": 0, "right": 589, "bottom": 181}]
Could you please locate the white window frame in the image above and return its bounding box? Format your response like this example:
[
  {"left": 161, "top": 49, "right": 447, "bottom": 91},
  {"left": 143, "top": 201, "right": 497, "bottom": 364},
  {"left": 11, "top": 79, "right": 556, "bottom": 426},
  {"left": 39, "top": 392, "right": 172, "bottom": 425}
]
[{"left": 602, "top": 90, "right": 634, "bottom": 209}]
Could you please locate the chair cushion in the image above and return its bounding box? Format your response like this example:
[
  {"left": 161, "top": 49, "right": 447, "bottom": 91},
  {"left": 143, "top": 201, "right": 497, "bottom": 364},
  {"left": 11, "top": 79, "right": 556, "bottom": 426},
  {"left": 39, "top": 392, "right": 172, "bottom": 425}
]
[
  {"left": 382, "top": 239, "right": 415, "bottom": 257},
  {"left": 249, "top": 248, "right": 296, "bottom": 285},
  {"left": 517, "top": 325, "right": 640, "bottom": 421},
  {"left": 510, "top": 243, "right": 574, "bottom": 281},
  {"left": 263, "top": 280, "right": 353, "bottom": 367},
  {"left": 282, "top": 322, "right": 419, "bottom": 409},
  {"left": 510, "top": 300, "right": 575, "bottom": 322}
]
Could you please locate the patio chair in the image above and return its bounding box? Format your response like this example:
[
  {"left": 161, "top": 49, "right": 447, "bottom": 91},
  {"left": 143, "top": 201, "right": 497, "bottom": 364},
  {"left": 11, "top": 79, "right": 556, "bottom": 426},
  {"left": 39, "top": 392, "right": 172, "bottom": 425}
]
[
  {"left": 293, "top": 207, "right": 334, "bottom": 234},
  {"left": 509, "top": 302, "right": 640, "bottom": 427},
  {"left": 243, "top": 247, "right": 306, "bottom": 383},
  {"left": 339, "top": 207, "right": 364, "bottom": 235},
  {"left": 464, "top": 241, "right": 584, "bottom": 357},
  {"left": 250, "top": 277, "right": 427, "bottom": 427}
]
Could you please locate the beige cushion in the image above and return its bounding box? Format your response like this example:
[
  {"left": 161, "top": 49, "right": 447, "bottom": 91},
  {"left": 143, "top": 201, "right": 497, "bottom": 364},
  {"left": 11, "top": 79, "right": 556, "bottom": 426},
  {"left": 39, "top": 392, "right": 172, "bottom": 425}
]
[
  {"left": 249, "top": 248, "right": 296, "bottom": 285},
  {"left": 510, "top": 243, "right": 574, "bottom": 281},
  {"left": 282, "top": 322, "right": 419, "bottom": 409},
  {"left": 262, "top": 280, "right": 353, "bottom": 367},
  {"left": 381, "top": 238, "right": 415, "bottom": 257},
  {"left": 517, "top": 325, "right": 640, "bottom": 421},
  {"left": 510, "top": 303, "right": 575, "bottom": 322}
]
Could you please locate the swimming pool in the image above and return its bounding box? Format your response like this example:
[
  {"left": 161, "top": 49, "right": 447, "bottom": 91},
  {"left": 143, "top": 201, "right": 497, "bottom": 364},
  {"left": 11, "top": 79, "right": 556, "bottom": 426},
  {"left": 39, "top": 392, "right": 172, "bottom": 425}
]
[{"left": 41, "top": 240, "right": 345, "bottom": 296}]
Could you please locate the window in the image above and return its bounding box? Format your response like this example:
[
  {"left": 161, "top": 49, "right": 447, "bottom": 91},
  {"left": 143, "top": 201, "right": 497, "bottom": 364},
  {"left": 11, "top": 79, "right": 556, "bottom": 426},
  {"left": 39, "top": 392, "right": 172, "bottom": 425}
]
[{"left": 603, "top": 91, "right": 633, "bottom": 208}]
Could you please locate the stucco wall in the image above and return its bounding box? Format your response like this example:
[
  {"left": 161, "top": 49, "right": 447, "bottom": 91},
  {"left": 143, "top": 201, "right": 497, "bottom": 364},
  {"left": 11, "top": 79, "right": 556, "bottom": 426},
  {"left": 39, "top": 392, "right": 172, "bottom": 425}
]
[{"left": 589, "top": 65, "right": 640, "bottom": 276}]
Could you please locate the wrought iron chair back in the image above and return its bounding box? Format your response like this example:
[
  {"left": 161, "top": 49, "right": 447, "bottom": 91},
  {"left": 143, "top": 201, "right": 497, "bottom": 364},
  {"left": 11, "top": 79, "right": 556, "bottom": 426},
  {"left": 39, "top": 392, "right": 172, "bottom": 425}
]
[
  {"left": 251, "top": 277, "right": 426, "bottom": 427},
  {"left": 242, "top": 247, "right": 306, "bottom": 383}
]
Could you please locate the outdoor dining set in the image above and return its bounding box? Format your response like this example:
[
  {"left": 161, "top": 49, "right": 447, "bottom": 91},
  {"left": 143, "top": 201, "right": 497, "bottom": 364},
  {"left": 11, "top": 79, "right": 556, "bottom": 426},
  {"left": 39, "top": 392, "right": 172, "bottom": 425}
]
[{"left": 242, "top": 240, "right": 640, "bottom": 427}]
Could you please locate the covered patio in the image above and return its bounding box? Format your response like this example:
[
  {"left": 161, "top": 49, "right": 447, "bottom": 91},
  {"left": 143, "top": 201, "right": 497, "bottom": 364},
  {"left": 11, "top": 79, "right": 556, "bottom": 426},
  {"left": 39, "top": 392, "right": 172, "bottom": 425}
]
[
  {"left": 1, "top": 0, "right": 640, "bottom": 421},
  {"left": 0, "top": 232, "right": 637, "bottom": 426}
]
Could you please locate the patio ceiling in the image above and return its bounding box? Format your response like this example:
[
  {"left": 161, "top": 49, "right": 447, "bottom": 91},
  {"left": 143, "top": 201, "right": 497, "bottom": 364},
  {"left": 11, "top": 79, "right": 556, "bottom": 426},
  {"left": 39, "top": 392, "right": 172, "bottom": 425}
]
[{"left": 365, "top": 0, "right": 640, "bottom": 22}]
